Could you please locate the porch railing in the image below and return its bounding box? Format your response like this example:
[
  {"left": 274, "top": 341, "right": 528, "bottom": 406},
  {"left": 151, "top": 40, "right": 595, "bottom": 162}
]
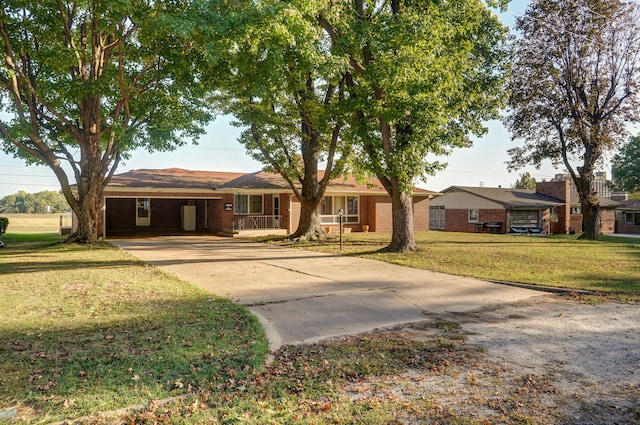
[{"left": 233, "top": 215, "right": 282, "bottom": 231}]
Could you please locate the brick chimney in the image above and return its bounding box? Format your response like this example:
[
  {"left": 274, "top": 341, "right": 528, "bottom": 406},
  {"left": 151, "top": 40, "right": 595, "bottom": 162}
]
[
  {"left": 611, "top": 192, "right": 629, "bottom": 202},
  {"left": 536, "top": 180, "right": 570, "bottom": 234}
]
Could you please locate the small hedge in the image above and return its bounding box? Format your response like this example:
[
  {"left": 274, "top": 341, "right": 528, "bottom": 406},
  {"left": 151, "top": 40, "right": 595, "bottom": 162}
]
[{"left": 0, "top": 217, "right": 8, "bottom": 234}]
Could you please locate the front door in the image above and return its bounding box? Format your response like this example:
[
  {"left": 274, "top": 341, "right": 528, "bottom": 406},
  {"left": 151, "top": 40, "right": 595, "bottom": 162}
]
[{"left": 136, "top": 198, "right": 150, "bottom": 226}]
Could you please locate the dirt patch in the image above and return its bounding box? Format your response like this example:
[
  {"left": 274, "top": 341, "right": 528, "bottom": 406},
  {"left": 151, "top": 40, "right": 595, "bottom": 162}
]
[{"left": 403, "top": 294, "right": 640, "bottom": 424}]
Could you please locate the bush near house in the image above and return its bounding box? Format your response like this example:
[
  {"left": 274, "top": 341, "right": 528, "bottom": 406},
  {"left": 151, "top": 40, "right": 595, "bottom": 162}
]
[{"left": 0, "top": 217, "right": 8, "bottom": 233}]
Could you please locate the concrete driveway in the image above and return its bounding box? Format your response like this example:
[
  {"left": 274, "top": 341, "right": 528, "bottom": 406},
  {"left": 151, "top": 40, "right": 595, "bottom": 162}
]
[{"left": 112, "top": 236, "right": 543, "bottom": 351}]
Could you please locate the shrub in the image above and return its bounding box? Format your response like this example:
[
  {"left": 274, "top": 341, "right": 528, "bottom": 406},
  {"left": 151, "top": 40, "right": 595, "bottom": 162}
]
[{"left": 0, "top": 217, "right": 8, "bottom": 234}]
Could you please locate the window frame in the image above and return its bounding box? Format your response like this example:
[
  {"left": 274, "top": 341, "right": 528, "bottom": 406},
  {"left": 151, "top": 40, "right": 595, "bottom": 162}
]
[
  {"left": 320, "top": 195, "right": 359, "bottom": 224},
  {"left": 234, "top": 194, "right": 263, "bottom": 215},
  {"left": 625, "top": 212, "right": 634, "bottom": 225},
  {"left": 468, "top": 209, "right": 479, "bottom": 223}
]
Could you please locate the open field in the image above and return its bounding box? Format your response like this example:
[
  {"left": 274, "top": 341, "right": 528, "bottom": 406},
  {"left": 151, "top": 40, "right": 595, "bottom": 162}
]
[
  {"left": 273, "top": 231, "right": 640, "bottom": 302},
  {"left": 0, "top": 213, "right": 70, "bottom": 233}
]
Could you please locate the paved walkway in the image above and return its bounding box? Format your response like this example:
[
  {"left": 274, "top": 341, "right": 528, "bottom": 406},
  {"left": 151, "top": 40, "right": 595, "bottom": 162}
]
[{"left": 112, "top": 237, "right": 544, "bottom": 351}]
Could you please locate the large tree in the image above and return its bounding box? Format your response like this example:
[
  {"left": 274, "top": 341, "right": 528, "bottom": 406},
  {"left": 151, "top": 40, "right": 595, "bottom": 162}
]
[
  {"left": 209, "top": 0, "right": 351, "bottom": 240},
  {"left": 319, "top": 0, "right": 510, "bottom": 252},
  {"left": 0, "top": 1, "right": 211, "bottom": 244},
  {"left": 506, "top": 0, "right": 640, "bottom": 239},
  {"left": 612, "top": 135, "right": 640, "bottom": 193}
]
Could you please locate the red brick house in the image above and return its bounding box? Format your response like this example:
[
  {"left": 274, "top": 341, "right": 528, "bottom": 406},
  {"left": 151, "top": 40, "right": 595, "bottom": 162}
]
[
  {"left": 429, "top": 181, "right": 618, "bottom": 235},
  {"left": 615, "top": 199, "right": 640, "bottom": 235},
  {"left": 95, "top": 168, "right": 437, "bottom": 238}
]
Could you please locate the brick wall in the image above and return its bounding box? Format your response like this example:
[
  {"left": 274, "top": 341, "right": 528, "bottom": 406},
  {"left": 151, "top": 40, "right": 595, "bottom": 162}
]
[
  {"left": 444, "top": 209, "right": 507, "bottom": 233},
  {"left": 478, "top": 209, "right": 507, "bottom": 232},
  {"left": 536, "top": 181, "right": 569, "bottom": 201},
  {"left": 373, "top": 196, "right": 393, "bottom": 232},
  {"left": 413, "top": 197, "right": 430, "bottom": 231},
  {"left": 445, "top": 209, "right": 475, "bottom": 232},
  {"left": 289, "top": 196, "right": 301, "bottom": 233},
  {"left": 536, "top": 181, "right": 570, "bottom": 234},
  {"left": 221, "top": 194, "right": 235, "bottom": 231},
  {"left": 570, "top": 214, "right": 582, "bottom": 233},
  {"left": 600, "top": 209, "right": 616, "bottom": 234}
]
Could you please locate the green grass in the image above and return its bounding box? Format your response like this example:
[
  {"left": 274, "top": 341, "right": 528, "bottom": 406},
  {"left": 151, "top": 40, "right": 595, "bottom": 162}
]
[
  {"left": 0, "top": 213, "right": 65, "bottom": 233},
  {"left": 271, "top": 231, "right": 640, "bottom": 301},
  {"left": 0, "top": 233, "right": 268, "bottom": 424}
]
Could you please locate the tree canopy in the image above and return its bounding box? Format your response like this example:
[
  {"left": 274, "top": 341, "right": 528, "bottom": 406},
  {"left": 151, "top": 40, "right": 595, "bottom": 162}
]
[
  {"left": 506, "top": 0, "right": 640, "bottom": 239},
  {"left": 209, "top": 0, "right": 352, "bottom": 240},
  {"left": 0, "top": 190, "right": 70, "bottom": 214},
  {"left": 612, "top": 135, "right": 640, "bottom": 193},
  {"left": 512, "top": 172, "right": 537, "bottom": 189},
  {"left": 319, "top": 0, "right": 510, "bottom": 251},
  {"left": 0, "top": 0, "right": 212, "bottom": 243}
]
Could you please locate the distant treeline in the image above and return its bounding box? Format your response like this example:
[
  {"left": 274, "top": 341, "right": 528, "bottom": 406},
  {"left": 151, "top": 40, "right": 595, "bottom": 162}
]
[{"left": 0, "top": 190, "right": 70, "bottom": 214}]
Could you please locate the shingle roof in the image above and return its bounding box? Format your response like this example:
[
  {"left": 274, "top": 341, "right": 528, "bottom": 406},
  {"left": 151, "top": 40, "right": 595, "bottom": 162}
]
[
  {"left": 568, "top": 191, "right": 621, "bottom": 208},
  {"left": 442, "top": 186, "right": 565, "bottom": 208},
  {"left": 619, "top": 199, "right": 640, "bottom": 210},
  {"left": 107, "top": 168, "right": 244, "bottom": 190},
  {"left": 106, "top": 168, "right": 439, "bottom": 196}
]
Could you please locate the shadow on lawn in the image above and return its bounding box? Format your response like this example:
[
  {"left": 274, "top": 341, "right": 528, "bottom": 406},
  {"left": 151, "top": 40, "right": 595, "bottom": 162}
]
[{"left": 0, "top": 296, "right": 268, "bottom": 423}]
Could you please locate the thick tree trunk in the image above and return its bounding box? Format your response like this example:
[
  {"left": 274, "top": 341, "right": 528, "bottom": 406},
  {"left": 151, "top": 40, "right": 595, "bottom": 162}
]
[
  {"left": 64, "top": 135, "right": 107, "bottom": 245},
  {"left": 67, "top": 185, "right": 103, "bottom": 245},
  {"left": 290, "top": 198, "right": 327, "bottom": 241},
  {"left": 578, "top": 196, "right": 601, "bottom": 240},
  {"left": 384, "top": 189, "right": 417, "bottom": 252}
]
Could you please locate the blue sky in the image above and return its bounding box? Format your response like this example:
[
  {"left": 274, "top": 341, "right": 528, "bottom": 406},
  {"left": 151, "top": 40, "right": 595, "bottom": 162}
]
[{"left": 0, "top": 0, "right": 618, "bottom": 198}]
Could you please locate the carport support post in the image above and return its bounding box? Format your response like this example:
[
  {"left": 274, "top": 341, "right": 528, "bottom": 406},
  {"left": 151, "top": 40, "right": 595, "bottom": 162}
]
[{"left": 339, "top": 208, "right": 344, "bottom": 251}]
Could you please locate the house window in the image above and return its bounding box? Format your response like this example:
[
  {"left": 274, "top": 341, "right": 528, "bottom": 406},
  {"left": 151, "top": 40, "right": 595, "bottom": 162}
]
[
  {"left": 625, "top": 213, "right": 633, "bottom": 225},
  {"left": 234, "top": 194, "right": 263, "bottom": 214},
  {"left": 468, "top": 209, "right": 479, "bottom": 223},
  {"left": 321, "top": 196, "right": 359, "bottom": 223},
  {"left": 628, "top": 212, "right": 640, "bottom": 226},
  {"left": 429, "top": 205, "right": 445, "bottom": 230},
  {"left": 136, "top": 198, "right": 150, "bottom": 226}
]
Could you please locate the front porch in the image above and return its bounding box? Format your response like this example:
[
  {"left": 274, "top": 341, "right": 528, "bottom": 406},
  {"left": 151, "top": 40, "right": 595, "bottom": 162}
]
[{"left": 221, "top": 215, "right": 289, "bottom": 237}]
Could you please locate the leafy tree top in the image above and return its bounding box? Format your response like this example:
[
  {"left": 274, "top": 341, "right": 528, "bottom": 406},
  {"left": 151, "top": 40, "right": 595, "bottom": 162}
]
[{"left": 612, "top": 135, "right": 640, "bottom": 192}]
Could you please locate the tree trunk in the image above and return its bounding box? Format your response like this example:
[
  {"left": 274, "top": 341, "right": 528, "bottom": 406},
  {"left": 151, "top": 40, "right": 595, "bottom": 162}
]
[
  {"left": 578, "top": 196, "right": 601, "bottom": 240},
  {"left": 64, "top": 137, "right": 107, "bottom": 245},
  {"left": 383, "top": 189, "right": 417, "bottom": 252},
  {"left": 290, "top": 198, "right": 327, "bottom": 241}
]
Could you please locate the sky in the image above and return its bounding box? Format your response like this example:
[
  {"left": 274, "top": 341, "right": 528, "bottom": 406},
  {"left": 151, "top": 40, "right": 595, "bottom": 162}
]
[{"left": 0, "top": 0, "right": 620, "bottom": 198}]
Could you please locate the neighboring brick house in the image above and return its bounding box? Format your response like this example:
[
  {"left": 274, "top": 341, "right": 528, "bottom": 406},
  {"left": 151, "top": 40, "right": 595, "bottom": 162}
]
[
  {"left": 429, "top": 180, "right": 618, "bottom": 235},
  {"left": 94, "top": 168, "right": 437, "bottom": 238},
  {"left": 536, "top": 181, "right": 619, "bottom": 235},
  {"left": 614, "top": 199, "right": 640, "bottom": 235}
]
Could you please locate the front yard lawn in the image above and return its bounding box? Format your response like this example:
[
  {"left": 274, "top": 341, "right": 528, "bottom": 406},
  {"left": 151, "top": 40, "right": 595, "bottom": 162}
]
[{"left": 0, "top": 234, "right": 268, "bottom": 424}]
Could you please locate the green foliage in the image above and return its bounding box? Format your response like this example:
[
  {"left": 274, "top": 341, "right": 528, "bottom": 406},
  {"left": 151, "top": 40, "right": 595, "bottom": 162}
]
[
  {"left": 0, "top": 0, "right": 213, "bottom": 243},
  {"left": 0, "top": 190, "right": 70, "bottom": 214},
  {"left": 612, "top": 135, "right": 640, "bottom": 192},
  {"left": 512, "top": 172, "right": 537, "bottom": 189},
  {"left": 322, "top": 0, "right": 510, "bottom": 193},
  {"left": 0, "top": 216, "right": 7, "bottom": 233}
]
